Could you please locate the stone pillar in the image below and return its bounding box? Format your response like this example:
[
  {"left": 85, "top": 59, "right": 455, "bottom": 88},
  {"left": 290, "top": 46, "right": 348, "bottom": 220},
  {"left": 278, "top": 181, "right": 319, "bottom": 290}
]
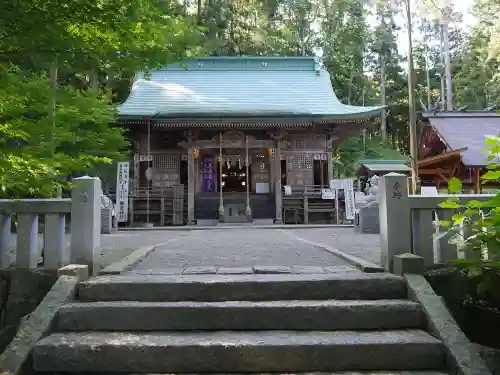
[
  {"left": 187, "top": 148, "right": 195, "bottom": 225},
  {"left": 0, "top": 214, "right": 11, "bottom": 268},
  {"left": 379, "top": 173, "right": 412, "bottom": 272},
  {"left": 70, "top": 176, "right": 101, "bottom": 275},
  {"left": 274, "top": 140, "right": 283, "bottom": 224}
]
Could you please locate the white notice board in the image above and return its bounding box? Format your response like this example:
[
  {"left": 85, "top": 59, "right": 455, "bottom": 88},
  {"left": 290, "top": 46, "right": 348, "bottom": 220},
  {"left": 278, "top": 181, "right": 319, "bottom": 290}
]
[
  {"left": 116, "top": 162, "right": 130, "bottom": 223},
  {"left": 321, "top": 188, "right": 335, "bottom": 200}
]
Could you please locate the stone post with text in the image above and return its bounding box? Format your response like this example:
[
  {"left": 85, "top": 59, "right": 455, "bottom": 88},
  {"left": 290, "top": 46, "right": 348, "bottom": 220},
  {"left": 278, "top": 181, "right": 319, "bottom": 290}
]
[
  {"left": 70, "top": 176, "right": 101, "bottom": 275},
  {"left": 379, "top": 173, "right": 412, "bottom": 272}
]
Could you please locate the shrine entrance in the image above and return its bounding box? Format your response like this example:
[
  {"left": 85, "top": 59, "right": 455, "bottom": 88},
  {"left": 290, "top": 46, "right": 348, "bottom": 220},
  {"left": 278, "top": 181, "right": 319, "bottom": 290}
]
[{"left": 219, "top": 162, "right": 251, "bottom": 193}]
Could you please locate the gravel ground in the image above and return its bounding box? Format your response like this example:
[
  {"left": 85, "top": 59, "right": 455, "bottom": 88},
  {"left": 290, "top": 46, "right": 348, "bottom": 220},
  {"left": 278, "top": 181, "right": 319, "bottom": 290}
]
[
  {"left": 6, "top": 231, "right": 187, "bottom": 268},
  {"left": 6, "top": 227, "right": 379, "bottom": 270},
  {"left": 289, "top": 228, "right": 382, "bottom": 265},
  {"left": 132, "top": 229, "right": 351, "bottom": 270}
]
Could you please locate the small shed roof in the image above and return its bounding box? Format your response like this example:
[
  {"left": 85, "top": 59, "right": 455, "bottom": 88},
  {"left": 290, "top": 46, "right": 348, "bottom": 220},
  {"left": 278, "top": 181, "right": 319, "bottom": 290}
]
[
  {"left": 421, "top": 111, "right": 500, "bottom": 167},
  {"left": 117, "top": 56, "right": 382, "bottom": 119},
  {"left": 358, "top": 159, "right": 411, "bottom": 173}
]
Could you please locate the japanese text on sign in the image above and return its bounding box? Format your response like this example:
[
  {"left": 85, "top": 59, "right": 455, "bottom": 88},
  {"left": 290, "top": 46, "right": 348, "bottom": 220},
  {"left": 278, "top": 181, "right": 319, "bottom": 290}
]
[
  {"left": 116, "top": 162, "right": 130, "bottom": 222},
  {"left": 343, "top": 179, "right": 356, "bottom": 220}
]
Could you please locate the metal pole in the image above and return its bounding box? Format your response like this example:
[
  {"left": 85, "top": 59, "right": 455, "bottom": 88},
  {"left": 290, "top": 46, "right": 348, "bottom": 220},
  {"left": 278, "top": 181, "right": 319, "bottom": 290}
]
[
  {"left": 405, "top": 0, "right": 419, "bottom": 194},
  {"left": 245, "top": 136, "right": 251, "bottom": 219}
]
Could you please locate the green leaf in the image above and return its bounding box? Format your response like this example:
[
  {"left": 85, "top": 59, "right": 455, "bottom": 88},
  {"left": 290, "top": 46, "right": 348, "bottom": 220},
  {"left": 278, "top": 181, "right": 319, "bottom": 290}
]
[{"left": 447, "top": 178, "right": 462, "bottom": 194}]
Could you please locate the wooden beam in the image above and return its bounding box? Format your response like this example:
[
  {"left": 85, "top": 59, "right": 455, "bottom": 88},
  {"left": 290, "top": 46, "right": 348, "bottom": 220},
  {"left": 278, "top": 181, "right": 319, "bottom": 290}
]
[
  {"left": 418, "top": 147, "right": 468, "bottom": 167},
  {"left": 418, "top": 169, "right": 452, "bottom": 175}
]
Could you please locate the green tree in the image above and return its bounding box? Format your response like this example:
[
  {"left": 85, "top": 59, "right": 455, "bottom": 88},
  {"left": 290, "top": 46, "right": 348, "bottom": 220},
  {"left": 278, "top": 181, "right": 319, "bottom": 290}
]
[
  {"left": 334, "top": 135, "right": 405, "bottom": 177},
  {"left": 0, "top": 65, "right": 128, "bottom": 197}
]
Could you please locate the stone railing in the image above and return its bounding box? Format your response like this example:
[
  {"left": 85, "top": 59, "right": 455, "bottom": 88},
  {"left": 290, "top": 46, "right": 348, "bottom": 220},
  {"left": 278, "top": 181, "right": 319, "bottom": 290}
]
[
  {"left": 0, "top": 177, "right": 102, "bottom": 273},
  {"left": 379, "top": 173, "right": 494, "bottom": 272}
]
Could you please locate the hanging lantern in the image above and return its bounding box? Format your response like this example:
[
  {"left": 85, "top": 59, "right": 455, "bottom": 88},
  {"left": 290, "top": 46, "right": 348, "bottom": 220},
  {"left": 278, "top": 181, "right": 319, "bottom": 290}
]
[
  {"left": 267, "top": 148, "right": 273, "bottom": 159},
  {"left": 193, "top": 148, "right": 199, "bottom": 161}
]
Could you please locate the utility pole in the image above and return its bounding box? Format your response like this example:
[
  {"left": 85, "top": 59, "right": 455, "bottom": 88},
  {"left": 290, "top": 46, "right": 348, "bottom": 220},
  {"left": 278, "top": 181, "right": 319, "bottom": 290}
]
[
  {"left": 405, "top": 0, "right": 419, "bottom": 194},
  {"left": 424, "top": 43, "right": 432, "bottom": 108},
  {"left": 380, "top": 53, "right": 387, "bottom": 144},
  {"left": 439, "top": 24, "right": 446, "bottom": 109},
  {"left": 442, "top": 2, "right": 453, "bottom": 110}
]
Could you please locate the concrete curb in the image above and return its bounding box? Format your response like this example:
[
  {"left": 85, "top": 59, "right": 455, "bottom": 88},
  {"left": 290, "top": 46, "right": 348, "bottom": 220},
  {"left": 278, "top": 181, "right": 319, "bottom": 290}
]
[
  {"left": 118, "top": 224, "right": 354, "bottom": 231},
  {"left": 280, "top": 230, "right": 384, "bottom": 273},
  {"left": 99, "top": 243, "right": 165, "bottom": 275},
  {"left": 0, "top": 275, "right": 79, "bottom": 375},
  {"left": 405, "top": 274, "right": 492, "bottom": 375}
]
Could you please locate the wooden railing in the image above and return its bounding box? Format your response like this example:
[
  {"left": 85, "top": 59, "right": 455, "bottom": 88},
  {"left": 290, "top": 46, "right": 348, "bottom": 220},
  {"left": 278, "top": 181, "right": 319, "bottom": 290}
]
[
  {"left": 378, "top": 173, "right": 494, "bottom": 271},
  {"left": 126, "top": 185, "right": 184, "bottom": 226},
  {"left": 0, "top": 177, "right": 102, "bottom": 272},
  {"left": 282, "top": 184, "right": 339, "bottom": 224}
]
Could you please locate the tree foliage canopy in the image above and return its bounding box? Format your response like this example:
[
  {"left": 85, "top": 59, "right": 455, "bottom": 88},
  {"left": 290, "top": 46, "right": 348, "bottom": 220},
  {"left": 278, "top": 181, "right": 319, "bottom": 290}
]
[
  {"left": 0, "top": 0, "right": 200, "bottom": 197},
  {"left": 2, "top": 0, "right": 499, "bottom": 196}
]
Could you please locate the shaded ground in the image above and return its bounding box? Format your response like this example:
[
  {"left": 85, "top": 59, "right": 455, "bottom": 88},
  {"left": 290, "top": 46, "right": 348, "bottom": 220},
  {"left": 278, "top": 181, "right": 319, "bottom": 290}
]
[
  {"left": 289, "top": 228, "right": 381, "bottom": 265},
  {"left": 7, "top": 231, "right": 187, "bottom": 268},
  {"left": 131, "top": 229, "right": 351, "bottom": 271},
  {"left": 7, "top": 227, "right": 380, "bottom": 270}
]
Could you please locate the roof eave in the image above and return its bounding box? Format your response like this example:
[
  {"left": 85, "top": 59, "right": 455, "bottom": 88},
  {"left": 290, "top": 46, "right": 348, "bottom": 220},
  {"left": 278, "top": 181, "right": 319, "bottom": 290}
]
[{"left": 117, "top": 109, "right": 382, "bottom": 122}]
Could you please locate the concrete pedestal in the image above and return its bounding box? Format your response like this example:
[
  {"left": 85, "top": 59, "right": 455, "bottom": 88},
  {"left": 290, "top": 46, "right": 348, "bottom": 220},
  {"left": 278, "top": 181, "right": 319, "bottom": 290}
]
[{"left": 354, "top": 205, "right": 380, "bottom": 234}]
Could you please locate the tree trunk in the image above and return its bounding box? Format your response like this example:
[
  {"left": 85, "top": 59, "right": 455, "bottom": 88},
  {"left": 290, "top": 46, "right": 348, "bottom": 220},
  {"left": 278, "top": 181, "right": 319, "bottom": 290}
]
[{"left": 380, "top": 53, "right": 387, "bottom": 144}]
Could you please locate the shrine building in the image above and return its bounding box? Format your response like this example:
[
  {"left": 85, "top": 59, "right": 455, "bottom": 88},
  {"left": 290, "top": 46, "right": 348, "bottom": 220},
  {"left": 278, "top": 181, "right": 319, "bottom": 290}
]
[
  {"left": 418, "top": 110, "right": 500, "bottom": 193},
  {"left": 116, "top": 56, "right": 382, "bottom": 226}
]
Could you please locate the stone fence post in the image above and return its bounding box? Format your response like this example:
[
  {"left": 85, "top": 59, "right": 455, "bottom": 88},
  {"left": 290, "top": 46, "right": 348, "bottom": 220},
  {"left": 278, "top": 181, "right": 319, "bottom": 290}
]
[
  {"left": 379, "top": 173, "right": 412, "bottom": 272},
  {"left": 70, "top": 176, "right": 101, "bottom": 275}
]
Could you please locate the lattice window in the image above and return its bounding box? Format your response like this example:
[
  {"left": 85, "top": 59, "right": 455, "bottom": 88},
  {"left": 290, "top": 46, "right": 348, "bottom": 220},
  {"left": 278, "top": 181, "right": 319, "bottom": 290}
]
[
  {"left": 153, "top": 154, "right": 180, "bottom": 171},
  {"left": 287, "top": 154, "right": 313, "bottom": 169}
]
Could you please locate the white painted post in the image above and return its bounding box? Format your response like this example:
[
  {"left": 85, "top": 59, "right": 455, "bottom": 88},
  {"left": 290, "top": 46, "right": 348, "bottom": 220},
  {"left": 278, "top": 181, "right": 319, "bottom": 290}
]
[
  {"left": 44, "top": 213, "right": 68, "bottom": 269},
  {"left": 0, "top": 214, "right": 11, "bottom": 268},
  {"left": 379, "top": 173, "right": 412, "bottom": 272},
  {"left": 70, "top": 176, "right": 101, "bottom": 275},
  {"left": 16, "top": 213, "right": 39, "bottom": 268}
]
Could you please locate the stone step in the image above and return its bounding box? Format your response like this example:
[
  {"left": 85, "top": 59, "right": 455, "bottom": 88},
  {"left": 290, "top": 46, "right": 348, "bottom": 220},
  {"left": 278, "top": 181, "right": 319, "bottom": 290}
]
[
  {"left": 33, "top": 330, "right": 445, "bottom": 373},
  {"left": 28, "top": 372, "right": 451, "bottom": 375},
  {"left": 55, "top": 299, "right": 423, "bottom": 331},
  {"left": 78, "top": 273, "right": 406, "bottom": 302}
]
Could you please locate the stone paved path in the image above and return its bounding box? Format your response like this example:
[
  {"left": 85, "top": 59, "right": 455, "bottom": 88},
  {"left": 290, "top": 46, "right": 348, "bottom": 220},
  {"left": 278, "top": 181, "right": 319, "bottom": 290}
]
[
  {"left": 289, "top": 228, "right": 381, "bottom": 265},
  {"left": 8, "top": 231, "right": 190, "bottom": 268},
  {"left": 130, "top": 229, "right": 352, "bottom": 272}
]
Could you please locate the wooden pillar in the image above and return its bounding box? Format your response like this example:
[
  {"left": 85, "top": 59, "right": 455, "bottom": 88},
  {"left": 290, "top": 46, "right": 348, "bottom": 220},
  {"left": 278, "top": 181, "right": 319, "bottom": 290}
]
[
  {"left": 187, "top": 148, "right": 195, "bottom": 224},
  {"left": 245, "top": 136, "right": 252, "bottom": 220},
  {"left": 327, "top": 151, "right": 333, "bottom": 182},
  {"left": 218, "top": 133, "right": 225, "bottom": 222},
  {"left": 274, "top": 140, "right": 283, "bottom": 224},
  {"left": 474, "top": 168, "right": 481, "bottom": 194},
  {"left": 269, "top": 150, "right": 274, "bottom": 193}
]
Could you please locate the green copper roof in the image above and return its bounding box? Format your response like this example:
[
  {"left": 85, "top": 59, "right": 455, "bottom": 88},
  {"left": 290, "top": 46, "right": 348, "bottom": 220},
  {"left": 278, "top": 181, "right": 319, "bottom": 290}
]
[
  {"left": 358, "top": 159, "right": 411, "bottom": 173},
  {"left": 117, "top": 56, "right": 382, "bottom": 119}
]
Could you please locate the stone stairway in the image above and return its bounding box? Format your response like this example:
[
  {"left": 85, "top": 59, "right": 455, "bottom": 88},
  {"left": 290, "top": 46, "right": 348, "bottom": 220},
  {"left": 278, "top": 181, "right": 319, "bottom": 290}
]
[{"left": 33, "top": 272, "right": 449, "bottom": 374}]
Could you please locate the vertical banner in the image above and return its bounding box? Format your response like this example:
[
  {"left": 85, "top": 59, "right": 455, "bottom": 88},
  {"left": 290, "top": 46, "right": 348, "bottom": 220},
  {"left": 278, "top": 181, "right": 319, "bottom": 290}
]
[
  {"left": 343, "top": 178, "right": 356, "bottom": 220},
  {"left": 116, "top": 162, "right": 130, "bottom": 223}
]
